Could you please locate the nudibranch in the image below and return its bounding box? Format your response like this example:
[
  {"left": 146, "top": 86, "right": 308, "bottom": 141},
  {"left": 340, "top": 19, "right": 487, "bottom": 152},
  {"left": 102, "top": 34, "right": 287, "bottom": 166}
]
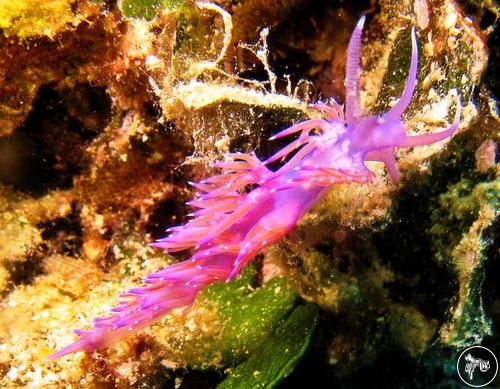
[{"left": 49, "top": 16, "right": 461, "bottom": 359}]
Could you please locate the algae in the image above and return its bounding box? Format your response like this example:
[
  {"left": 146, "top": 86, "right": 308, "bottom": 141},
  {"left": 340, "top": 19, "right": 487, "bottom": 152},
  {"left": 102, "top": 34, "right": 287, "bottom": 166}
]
[
  {"left": 121, "top": 0, "right": 185, "bottom": 20},
  {"left": 0, "top": 0, "right": 82, "bottom": 39},
  {"left": 202, "top": 268, "right": 298, "bottom": 364},
  {"left": 218, "top": 303, "right": 319, "bottom": 388}
]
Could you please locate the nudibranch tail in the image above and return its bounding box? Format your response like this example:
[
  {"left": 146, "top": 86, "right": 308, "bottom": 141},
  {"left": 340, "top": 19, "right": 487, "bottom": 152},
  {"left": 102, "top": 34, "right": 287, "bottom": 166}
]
[
  {"left": 48, "top": 152, "right": 315, "bottom": 359},
  {"left": 48, "top": 251, "right": 238, "bottom": 360}
]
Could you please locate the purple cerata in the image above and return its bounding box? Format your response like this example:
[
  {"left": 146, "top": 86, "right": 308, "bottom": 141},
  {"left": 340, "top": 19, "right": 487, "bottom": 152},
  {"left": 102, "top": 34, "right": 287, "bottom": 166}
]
[{"left": 49, "top": 16, "right": 461, "bottom": 359}]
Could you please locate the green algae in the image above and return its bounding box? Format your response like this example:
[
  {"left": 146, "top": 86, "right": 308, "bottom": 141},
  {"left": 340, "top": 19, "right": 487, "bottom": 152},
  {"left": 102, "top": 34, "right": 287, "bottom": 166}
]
[
  {"left": 201, "top": 266, "right": 299, "bottom": 364},
  {"left": 217, "top": 303, "right": 319, "bottom": 389},
  {"left": 120, "top": 0, "right": 185, "bottom": 20}
]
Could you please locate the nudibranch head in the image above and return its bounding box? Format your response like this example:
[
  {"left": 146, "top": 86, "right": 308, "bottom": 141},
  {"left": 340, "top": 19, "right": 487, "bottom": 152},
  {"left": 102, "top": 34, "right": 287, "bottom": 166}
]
[{"left": 343, "top": 16, "right": 461, "bottom": 182}]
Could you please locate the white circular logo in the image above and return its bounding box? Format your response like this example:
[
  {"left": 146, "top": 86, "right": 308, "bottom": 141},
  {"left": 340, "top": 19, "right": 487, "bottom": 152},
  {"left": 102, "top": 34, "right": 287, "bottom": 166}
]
[{"left": 457, "top": 346, "right": 498, "bottom": 387}]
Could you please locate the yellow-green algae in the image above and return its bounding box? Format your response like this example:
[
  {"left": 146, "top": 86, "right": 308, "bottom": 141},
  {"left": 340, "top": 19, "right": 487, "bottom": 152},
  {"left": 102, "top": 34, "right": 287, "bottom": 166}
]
[
  {"left": 0, "top": 0, "right": 90, "bottom": 39},
  {"left": 0, "top": 1, "right": 114, "bottom": 137},
  {"left": 0, "top": 186, "right": 73, "bottom": 293}
]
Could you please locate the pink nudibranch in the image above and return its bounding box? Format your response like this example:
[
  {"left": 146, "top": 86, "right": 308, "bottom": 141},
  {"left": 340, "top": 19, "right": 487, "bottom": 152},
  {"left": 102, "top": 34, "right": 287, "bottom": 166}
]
[{"left": 49, "top": 16, "right": 461, "bottom": 359}]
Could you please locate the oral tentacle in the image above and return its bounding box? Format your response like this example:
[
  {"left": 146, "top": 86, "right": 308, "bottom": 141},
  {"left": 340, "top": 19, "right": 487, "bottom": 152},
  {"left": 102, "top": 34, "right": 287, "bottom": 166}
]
[{"left": 401, "top": 96, "right": 461, "bottom": 147}]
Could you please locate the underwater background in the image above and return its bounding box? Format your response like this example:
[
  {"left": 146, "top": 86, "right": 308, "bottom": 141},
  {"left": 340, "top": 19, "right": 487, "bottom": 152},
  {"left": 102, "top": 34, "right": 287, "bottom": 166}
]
[{"left": 0, "top": 0, "right": 498, "bottom": 388}]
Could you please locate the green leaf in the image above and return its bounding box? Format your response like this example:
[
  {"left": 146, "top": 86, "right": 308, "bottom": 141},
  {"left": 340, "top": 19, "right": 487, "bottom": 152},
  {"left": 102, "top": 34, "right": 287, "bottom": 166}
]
[{"left": 217, "top": 303, "right": 319, "bottom": 389}]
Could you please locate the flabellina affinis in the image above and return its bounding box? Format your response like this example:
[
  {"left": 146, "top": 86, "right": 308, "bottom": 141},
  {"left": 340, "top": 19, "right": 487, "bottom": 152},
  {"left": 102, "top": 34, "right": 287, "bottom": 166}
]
[{"left": 49, "top": 16, "right": 461, "bottom": 359}]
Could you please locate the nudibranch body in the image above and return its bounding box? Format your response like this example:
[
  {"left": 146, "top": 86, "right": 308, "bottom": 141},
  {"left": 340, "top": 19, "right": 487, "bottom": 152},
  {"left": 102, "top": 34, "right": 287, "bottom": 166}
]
[{"left": 49, "top": 16, "right": 461, "bottom": 359}]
